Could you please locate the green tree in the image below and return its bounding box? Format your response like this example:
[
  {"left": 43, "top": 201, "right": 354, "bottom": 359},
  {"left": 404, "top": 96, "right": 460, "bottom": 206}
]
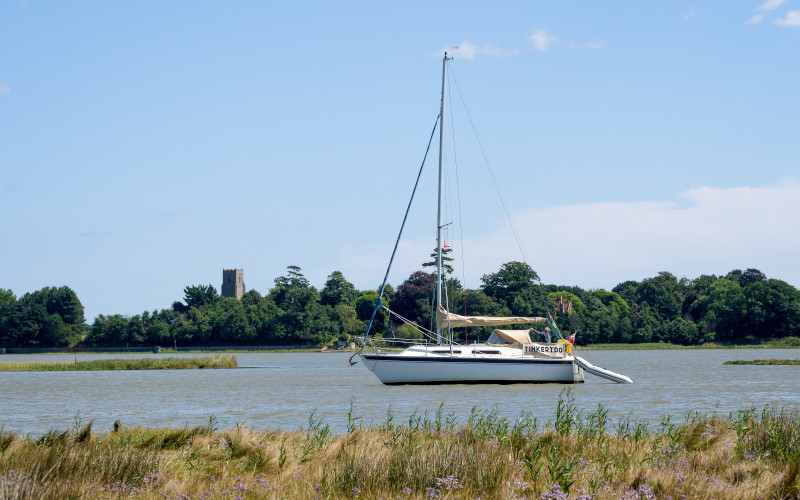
[
  {"left": 589, "top": 289, "right": 630, "bottom": 315},
  {"left": 634, "top": 278, "right": 680, "bottom": 321},
  {"left": 305, "top": 304, "right": 341, "bottom": 344},
  {"left": 269, "top": 266, "right": 320, "bottom": 342},
  {"left": 210, "top": 297, "right": 255, "bottom": 343},
  {"left": 481, "top": 261, "right": 549, "bottom": 316},
  {"left": 683, "top": 274, "right": 719, "bottom": 321},
  {"left": 333, "top": 304, "right": 365, "bottom": 337},
  {"left": 243, "top": 293, "right": 281, "bottom": 343},
  {"left": 612, "top": 280, "right": 639, "bottom": 305},
  {"left": 86, "top": 314, "right": 129, "bottom": 346},
  {"left": 1, "top": 287, "right": 85, "bottom": 347},
  {"left": 421, "top": 246, "right": 455, "bottom": 277},
  {"left": 664, "top": 318, "right": 700, "bottom": 345},
  {"left": 696, "top": 278, "right": 745, "bottom": 341},
  {"left": 392, "top": 271, "right": 435, "bottom": 327},
  {"left": 320, "top": 271, "right": 357, "bottom": 307},
  {"left": 0, "top": 289, "right": 16, "bottom": 307},
  {"left": 459, "top": 289, "right": 510, "bottom": 342},
  {"left": 356, "top": 290, "right": 389, "bottom": 336},
  {"left": 740, "top": 268, "right": 767, "bottom": 287},
  {"left": 631, "top": 305, "right": 658, "bottom": 343},
  {"left": 146, "top": 319, "right": 172, "bottom": 345},
  {"left": 127, "top": 315, "right": 145, "bottom": 345},
  {"left": 741, "top": 279, "right": 800, "bottom": 338},
  {"left": 183, "top": 285, "right": 219, "bottom": 309}
]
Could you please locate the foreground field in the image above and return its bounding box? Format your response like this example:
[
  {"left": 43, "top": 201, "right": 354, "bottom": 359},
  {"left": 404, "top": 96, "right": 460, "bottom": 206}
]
[
  {"left": 0, "top": 355, "right": 238, "bottom": 372},
  {"left": 1, "top": 392, "right": 798, "bottom": 499}
]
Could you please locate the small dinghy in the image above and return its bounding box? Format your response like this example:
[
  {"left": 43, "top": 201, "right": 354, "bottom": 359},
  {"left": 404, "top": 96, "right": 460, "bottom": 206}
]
[{"left": 574, "top": 356, "right": 633, "bottom": 384}]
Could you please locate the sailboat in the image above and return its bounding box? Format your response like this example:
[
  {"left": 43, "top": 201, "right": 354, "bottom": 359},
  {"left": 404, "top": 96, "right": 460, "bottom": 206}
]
[{"left": 355, "top": 53, "right": 632, "bottom": 385}]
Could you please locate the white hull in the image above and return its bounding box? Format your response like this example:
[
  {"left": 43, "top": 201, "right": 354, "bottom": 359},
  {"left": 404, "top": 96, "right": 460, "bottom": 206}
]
[{"left": 358, "top": 344, "right": 584, "bottom": 385}]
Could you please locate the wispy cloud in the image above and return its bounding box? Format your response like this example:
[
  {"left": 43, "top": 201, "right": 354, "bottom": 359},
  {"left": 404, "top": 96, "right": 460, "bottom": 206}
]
[
  {"left": 528, "top": 29, "right": 559, "bottom": 52},
  {"left": 570, "top": 40, "right": 605, "bottom": 50},
  {"left": 0, "top": 82, "right": 11, "bottom": 95},
  {"left": 757, "top": 0, "right": 785, "bottom": 11},
  {"left": 775, "top": 10, "right": 800, "bottom": 26},
  {"left": 747, "top": 0, "right": 791, "bottom": 26},
  {"left": 684, "top": 5, "right": 699, "bottom": 20},
  {"left": 340, "top": 180, "right": 800, "bottom": 291},
  {"left": 442, "top": 41, "right": 518, "bottom": 60},
  {"left": 79, "top": 231, "right": 109, "bottom": 238},
  {"left": 167, "top": 209, "right": 191, "bottom": 217}
]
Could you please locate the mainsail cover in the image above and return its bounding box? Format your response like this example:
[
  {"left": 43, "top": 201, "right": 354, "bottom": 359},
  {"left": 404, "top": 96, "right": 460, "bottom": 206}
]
[{"left": 436, "top": 305, "right": 547, "bottom": 330}]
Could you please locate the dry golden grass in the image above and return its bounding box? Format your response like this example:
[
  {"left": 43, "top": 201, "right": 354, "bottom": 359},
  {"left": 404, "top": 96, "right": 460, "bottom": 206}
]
[{"left": 1, "top": 393, "right": 799, "bottom": 499}]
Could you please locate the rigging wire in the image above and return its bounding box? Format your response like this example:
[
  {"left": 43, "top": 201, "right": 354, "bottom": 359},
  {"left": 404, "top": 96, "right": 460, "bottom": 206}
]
[
  {"left": 447, "top": 66, "right": 532, "bottom": 268},
  {"left": 447, "top": 65, "right": 469, "bottom": 344},
  {"left": 363, "top": 115, "right": 440, "bottom": 342}
]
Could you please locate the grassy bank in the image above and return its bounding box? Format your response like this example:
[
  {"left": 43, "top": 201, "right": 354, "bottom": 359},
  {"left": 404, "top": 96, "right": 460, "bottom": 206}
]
[
  {"left": 582, "top": 336, "right": 800, "bottom": 350},
  {"left": 0, "top": 355, "right": 237, "bottom": 372},
  {"left": 1, "top": 393, "right": 799, "bottom": 499},
  {"left": 724, "top": 359, "right": 800, "bottom": 365}
]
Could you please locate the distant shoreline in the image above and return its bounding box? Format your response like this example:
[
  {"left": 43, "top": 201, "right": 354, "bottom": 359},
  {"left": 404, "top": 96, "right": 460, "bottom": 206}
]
[{"left": 2, "top": 337, "right": 798, "bottom": 355}]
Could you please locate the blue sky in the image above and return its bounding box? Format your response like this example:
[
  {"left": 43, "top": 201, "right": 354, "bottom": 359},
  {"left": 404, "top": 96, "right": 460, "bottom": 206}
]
[{"left": 2, "top": 1, "right": 798, "bottom": 321}]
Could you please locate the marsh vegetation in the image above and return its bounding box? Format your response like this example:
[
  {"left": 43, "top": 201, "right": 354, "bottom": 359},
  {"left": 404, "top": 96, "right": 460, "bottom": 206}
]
[
  {"left": 724, "top": 359, "right": 800, "bottom": 366},
  {"left": 0, "top": 355, "right": 237, "bottom": 372},
  {"left": 1, "top": 392, "right": 799, "bottom": 499}
]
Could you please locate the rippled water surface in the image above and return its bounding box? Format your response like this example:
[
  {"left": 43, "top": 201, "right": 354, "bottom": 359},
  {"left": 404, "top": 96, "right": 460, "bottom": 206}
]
[{"left": 1, "top": 349, "right": 799, "bottom": 435}]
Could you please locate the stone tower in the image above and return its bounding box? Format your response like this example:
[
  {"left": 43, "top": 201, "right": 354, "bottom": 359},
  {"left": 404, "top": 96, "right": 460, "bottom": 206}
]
[{"left": 221, "top": 268, "right": 245, "bottom": 300}]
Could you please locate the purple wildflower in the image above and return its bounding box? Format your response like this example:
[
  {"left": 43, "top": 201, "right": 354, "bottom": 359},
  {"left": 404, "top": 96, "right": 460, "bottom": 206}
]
[
  {"left": 638, "top": 483, "right": 656, "bottom": 499},
  {"left": 540, "top": 483, "right": 569, "bottom": 500},
  {"left": 435, "top": 475, "right": 462, "bottom": 490}
]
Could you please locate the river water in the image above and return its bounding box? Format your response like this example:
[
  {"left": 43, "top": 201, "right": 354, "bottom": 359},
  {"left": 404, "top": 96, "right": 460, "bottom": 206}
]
[{"left": 1, "top": 349, "right": 799, "bottom": 435}]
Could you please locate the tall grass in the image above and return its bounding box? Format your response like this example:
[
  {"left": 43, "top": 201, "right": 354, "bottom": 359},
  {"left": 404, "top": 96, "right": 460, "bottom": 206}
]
[
  {"left": 1, "top": 391, "right": 799, "bottom": 498},
  {"left": 0, "top": 355, "right": 238, "bottom": 372}
]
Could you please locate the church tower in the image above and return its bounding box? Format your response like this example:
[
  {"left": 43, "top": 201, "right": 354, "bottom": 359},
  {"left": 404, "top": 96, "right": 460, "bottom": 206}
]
[{"left": 221, "top": 268, "right": 245, "bottom": 299}]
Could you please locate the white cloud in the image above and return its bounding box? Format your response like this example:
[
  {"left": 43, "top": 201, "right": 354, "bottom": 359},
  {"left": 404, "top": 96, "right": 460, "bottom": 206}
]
[
  {"left": 528, "top": 29, "right": 559, "bottom": 52},
  {"left": 0, "top": 82, "right": 11, "bottom": 95},
  {"left": 757, "top": 0, "right": 785, "bottom": 11},
  {"left": 583, "top": 41, "right": 605, "bottom": 50},
  {"left": 339, "top": 180, "right": 800, "bottom": 292},
  {"left": 502, "top": 180, "right": 800, "bottom": 289},
  {"left": 684, "top": 6, "right": 699, "bottom": 20},
  {"left": 440, "top": 41, "right": 518, "bottom": 60},
  {"left": 747, "top": 13, "right": 765, "bottom": 24},
  {"left": 775, "top": 10, "right": 800, "bottom": 26}
]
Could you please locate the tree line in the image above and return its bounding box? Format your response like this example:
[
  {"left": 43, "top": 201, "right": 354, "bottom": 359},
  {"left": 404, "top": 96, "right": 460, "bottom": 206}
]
[{"left": 2, "top": 263, "right": 799, "bottom": 348}]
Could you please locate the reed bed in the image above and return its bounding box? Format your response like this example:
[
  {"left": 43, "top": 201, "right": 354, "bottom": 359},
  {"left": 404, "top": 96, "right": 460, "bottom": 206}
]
[
  {"left": 1, "top": 391, "right": 799, "bottom": 499},
  {"left": 724, "top": 359, "right": 800, "bottom": 365},
  {"left": 0, "top": 355, "right": 238, "bottom": 372}
]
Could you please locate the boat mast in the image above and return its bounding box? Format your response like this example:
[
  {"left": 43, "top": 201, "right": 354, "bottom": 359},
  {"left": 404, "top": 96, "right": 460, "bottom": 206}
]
[{"left": 436, "top": 52, "right": 448, "bottom": 345}]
